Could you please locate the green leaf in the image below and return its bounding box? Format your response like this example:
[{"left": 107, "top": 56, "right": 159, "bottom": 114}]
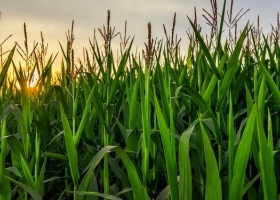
[
  {"left": 37, "top": 158, "right": 47, "bottom": 196},
  {"left": 216, "top": 24, "right": 249, "bottom": 111},
  {"left": 128, "top": 77, "right": 140, "bottom": 129},
  {"left": 71, "top": 191, "right": 122, "bottom": 200},
  {"left": 185, "top": 85, "right": 221, "bottom": 144},
  {"left": 256, "top": 106, "right": 277, "bottom": 200},
  {"left": 19, "top": 153, "right": 36, "bottom": 189},
  {"left": 187, "top": 17, "right": 221, "bottom": 80},
  {"left": 59, "top": 102, "right": 80, "bottom": 187},
  {"left": 107, "top": 38, "right": 134, "bottom": 106},
  {"left": 203, "top": 53, "right": 227, "bottom": 102},
  {"left": 79, "top": 146, "right": 150, "bottom": 200},
  {"left": 199, "top": 120, "right": 222, "bottom": 200},
  {"left": 179, "top": 122, "right": 197, "bottom": 200},
  {"left": 156, "top": 185, "right": 170, "bottom": 200},
  {"left": 0, "top": 46, "right": 15, "bottom": 87},
  {"left": 154, "top": 92, "right": 179, "bottom": 200},
  {"left": 228, "top": 93, "right": 235, "bottom": 186},
  {"left": 74, "top": 81, "right": 96, "bottom": 147},
  {"left": 229, "top": 105, "right": 256, "bottom": 200},
  {"left": 5, "top": 167, "right": 22, "bottom": 178},
  {"left": 258, "top": 60, "right": 280, "bottom": 107},
  {"left": 0, "top": 173, "right": 42, "bottom": 200},
  {"left": 0, "top": 170, "right": 11, "bottom": 200}
]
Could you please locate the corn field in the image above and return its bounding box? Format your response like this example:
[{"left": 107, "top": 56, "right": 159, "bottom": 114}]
[{"left": 0, "top": 1, "right": 280, "bottom": 199}]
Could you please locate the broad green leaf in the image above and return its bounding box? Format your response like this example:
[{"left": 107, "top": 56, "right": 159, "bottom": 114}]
[
  {"left": 74, "top": 81, "right": 96, "bottom": 147},
  {"left": 0, "top": 46, "right": 15, "bottom": 87},
  {"left": 185, "top": 85, "right": 221, "bottom": 144},
  {"left": 179, "top": 122, "right": 197, "bottom": 200},
  {"left": 19, "top": 153, "right": 36, "bottom": 189},
  {"left": 154, "top": 92, "right": 179, "bottom": 200},
  {"left": 5, "top": 167, "right": 22, "bottom": 178},
  {"left": 199, "top": 120, "right": 222, "bottom": 200},
  {"left": 256, "top": 106, "right": 277, "bottom": 200},
  {"left": 108, "top": 155, "right": 133, "bottom": 199},
  {"left": 228, "top": 93, "right": 235, "bottom": 187},
  {"left": 140, "top": 65, "right": 151, "bottom": 186},
  {"left": 5, "top": 103, "right": 30, "bottom": 158},
  {"left": 257, "top": 75, "right": 266, "bottom": 120},
  {"left": 216, "top": 24, "right": 249, "bottom": 111},
  {"left": 258, "top": 60, "right": 280, "bottom": 107},
  {"left": 107, "top": 38, "right": 134, "bottom": 106},
  {"left": 243, "top": 173, "right": 261, "bottom": 195},
  {"left": 0, "top": 169, "right": 11, "bottom": 200},
  {"left": 128, "top": 77, "right": 140, "bottom": 129},
  {"left": 1, "top": 135, "right": 25, "bottom": 162},
  {"left": 156, "top": 185, "right": 170, "bottom": 200},
  {"left": 59, "top": 102, "right": 80, "bottom": 187},
  {"left": 0, "top": 173, "right": 42, "bottom": 200},
  {"left": 203, "top": 53, "right": 227, "bottom": 102},
  {"left": 42, "top": 152, "right": 68, "bottom": 161},
  {"left": 229, "top": 105, "right": 256, "bottom": 200},
  {"left": 79, "top": 146, "right": 150, "bottom": 200},
  {"left": 267, "top": 109, "right": 273, "bottom": 152},
  {"left": 37, "top": 158, "right": 47, "bottom": 196},
  {"left": 245, "top": 84, "right": 253, "bottom": 117}
]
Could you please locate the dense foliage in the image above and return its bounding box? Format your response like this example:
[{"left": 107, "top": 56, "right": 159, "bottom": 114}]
[{"left": 0, "top": 1, "right": 280, "bottom": 199}]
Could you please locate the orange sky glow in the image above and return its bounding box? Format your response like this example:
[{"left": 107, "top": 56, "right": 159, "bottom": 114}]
[{"left": 1, "top": 0, "right": 280, "bottom": 74}]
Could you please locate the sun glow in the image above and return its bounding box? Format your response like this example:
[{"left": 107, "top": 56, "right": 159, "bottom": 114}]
[
  {"left": 15, "top": 70, "right": 40, "bottom": 90},
  {"left": 28, "top": 71, "right": 39, "bottom": 88}
]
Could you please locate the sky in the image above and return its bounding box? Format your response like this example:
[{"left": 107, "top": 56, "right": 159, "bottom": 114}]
[{"left": 1, "top": 0, "right": 280, "bottom": 71}]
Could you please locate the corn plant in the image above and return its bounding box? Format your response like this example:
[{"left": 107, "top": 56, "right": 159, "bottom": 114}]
[{"left": 0, "top": 1, "right": 280, "bottom": 199}]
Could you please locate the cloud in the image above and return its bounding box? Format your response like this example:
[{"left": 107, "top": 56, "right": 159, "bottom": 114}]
[{"left": 1, "top": 0, "right": 280, "bottom": 72}]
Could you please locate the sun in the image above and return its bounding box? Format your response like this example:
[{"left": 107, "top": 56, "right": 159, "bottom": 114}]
[
  {"left": 15, "top": 70, "right": 40, "bottom": 90},
  {"left": 27, "top": 70, "right": 39, "bottom": 88}
]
